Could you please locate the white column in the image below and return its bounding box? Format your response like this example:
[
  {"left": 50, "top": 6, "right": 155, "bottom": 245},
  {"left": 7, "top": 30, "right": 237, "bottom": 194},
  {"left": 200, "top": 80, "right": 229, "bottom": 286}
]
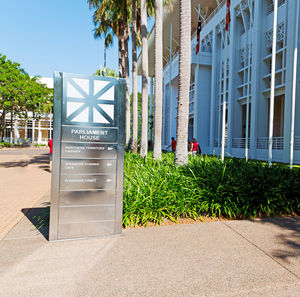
[
  {"left": 49, "top": 112, "right": 52, "bottom": 139},
  {"left": 290, "top": 0, "right": 300, "bottom": 169},
  {"left": 268, "top": 0, "right": 278, "bottom": 167},
  {"left": 10, "top": 113, "right": 13, "bottom": 143},
  {"left": 14, "top": 118, "right": 19, "bottom": 144},
  {"left": 32, "top": 114, "right": 35, "bottom": 143},
  {"left": 38, "top": 119, "right": 42, "bottom": 143}
]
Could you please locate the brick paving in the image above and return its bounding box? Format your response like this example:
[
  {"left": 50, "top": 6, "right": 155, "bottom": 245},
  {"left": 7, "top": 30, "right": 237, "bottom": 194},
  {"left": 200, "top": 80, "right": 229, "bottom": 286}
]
[{"left": 0, "top": 148, "right": 51, "bottom": 240}]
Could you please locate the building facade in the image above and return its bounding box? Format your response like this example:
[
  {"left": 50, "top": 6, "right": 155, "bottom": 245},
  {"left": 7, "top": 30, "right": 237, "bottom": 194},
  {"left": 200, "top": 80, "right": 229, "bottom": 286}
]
[{"left": 158, "top": 0, "right": 300, "bottom": 164}]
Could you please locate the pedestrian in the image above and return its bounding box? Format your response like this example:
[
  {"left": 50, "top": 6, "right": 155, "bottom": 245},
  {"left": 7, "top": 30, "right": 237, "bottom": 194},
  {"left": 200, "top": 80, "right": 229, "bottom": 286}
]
[
  {"left": 188, "top": 140, "right": 193, "bottom": 154},
  {"left": 166, "top": 137, "right": 176, "bottom": 152},
  {"left": 191, "top": 138, "right": 200, "bottom": 155},
  {"left": 48, "top": 138, "right": 53, "bottom": 172}
]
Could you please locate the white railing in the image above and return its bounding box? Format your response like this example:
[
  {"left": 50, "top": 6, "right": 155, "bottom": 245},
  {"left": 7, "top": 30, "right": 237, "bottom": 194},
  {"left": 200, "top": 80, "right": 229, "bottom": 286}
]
[
  {"left": 294, "top": 137, "right": 300, "bottom": 150},
  {"left": 257, "top": 137, "right": 284, "bottom": 150},
  {"left": 232, "top": 138, "right": 250, "bottom": 149},
  {"left": 267, "top": 0, "right": 286, "bottom": 15}
]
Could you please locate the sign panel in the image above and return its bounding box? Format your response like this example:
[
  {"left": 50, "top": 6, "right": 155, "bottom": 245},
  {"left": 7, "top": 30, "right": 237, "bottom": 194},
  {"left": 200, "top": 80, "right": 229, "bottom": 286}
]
[{"left": 49, "top": 73, "right": 125, "bottom": 241}]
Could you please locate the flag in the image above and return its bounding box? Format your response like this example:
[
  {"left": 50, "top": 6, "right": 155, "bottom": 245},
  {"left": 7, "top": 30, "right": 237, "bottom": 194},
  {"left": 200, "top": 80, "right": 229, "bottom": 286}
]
[
  {"left": 195, "top": 13, "right": 201, "bottom": 55},
  {"left": 226, "top": 0, "right": 231, "bottom": 31}
]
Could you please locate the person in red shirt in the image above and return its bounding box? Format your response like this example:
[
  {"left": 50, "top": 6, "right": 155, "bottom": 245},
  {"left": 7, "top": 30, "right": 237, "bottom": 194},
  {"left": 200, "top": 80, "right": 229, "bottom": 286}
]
[
  {"left": 167, "top": 137, "right": 176, "bottom": 152},
  {"left": 191, "top": 138, "right": 198, "bottom": 155},
  {"left": 48, "top": 138, "right": 53, "bottom": 172}
]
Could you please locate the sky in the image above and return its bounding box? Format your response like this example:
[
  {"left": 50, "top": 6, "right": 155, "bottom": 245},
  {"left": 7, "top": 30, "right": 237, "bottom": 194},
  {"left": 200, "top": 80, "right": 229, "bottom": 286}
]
[{"left": 0, "top": 0, "right": 154, "bottom": 89}]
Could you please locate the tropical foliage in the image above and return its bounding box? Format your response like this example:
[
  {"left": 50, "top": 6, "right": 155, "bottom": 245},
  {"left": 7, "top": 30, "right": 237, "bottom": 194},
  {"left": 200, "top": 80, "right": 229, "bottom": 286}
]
[
  {"left": 94, "top": 67, "right": 118, "bottom": 77},
  {"left": 123, "top": 152, "right": 300, "bottom": 227}
]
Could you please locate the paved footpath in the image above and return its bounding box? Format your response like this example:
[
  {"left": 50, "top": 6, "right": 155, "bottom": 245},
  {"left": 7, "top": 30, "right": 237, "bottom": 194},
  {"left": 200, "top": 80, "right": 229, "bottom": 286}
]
[
  {"left": 0, "top": 148, "right": 299, "bottom": 296},
  {"left": 0, "top": 148, "right": 51, "bottom": 240}
]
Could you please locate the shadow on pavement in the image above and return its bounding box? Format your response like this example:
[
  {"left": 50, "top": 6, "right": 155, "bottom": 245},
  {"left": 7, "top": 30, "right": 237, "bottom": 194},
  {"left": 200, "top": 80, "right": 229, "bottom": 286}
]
[
  {"left": 0, "top": 153, "right": 49, "bottom": 168},
  {"left": 22, "top": 204, "right": 50, "bottom": 240},
  {"left": 256, "top": 216, "right": 300, "bottom": 264}
]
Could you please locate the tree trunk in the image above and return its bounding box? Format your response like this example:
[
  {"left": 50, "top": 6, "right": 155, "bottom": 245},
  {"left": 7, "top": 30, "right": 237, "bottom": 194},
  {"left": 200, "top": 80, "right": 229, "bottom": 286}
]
[
  {"left": 131, "top": 0, "right": 138, "bottom": 154},
  {"left": 124, "top": 37, "right": 131, "bottom": 148},
  {"left": 118, "top": 38, "right": 124, "bottom": 78},
  {"left": 175, "top": 0, "right": 191, "bottom": 166},
  {"left": 153, "top": 0, "right": 163, "bottom": 160},
  {"left": 140, "top": 0, "right": 149, "bottom": 157}
]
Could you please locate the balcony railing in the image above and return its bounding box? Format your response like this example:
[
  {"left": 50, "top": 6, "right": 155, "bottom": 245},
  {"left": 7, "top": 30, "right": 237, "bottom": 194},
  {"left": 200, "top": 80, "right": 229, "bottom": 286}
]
[
  {"left": 232, "top": 138, "right": 250, "bottom": 149},
  {"left": 293, "top": 137, "right": 300, "bottom": 150},
  {"left": 267, "top": 0, "right": 286, "bottom": 15},
  {"left": 257, "top": 137, "right": 283, "bottom": 150}
]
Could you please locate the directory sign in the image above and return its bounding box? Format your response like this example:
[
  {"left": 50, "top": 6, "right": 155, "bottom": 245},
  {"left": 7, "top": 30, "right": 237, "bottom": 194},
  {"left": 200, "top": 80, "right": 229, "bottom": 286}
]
[{"left": 49, "top": 72, "right": 125, "bottom": 241}]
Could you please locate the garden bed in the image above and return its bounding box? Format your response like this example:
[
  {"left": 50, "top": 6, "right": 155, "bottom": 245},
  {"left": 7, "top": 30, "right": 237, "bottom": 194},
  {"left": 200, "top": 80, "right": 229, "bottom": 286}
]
[{"left": 123, "top": 152, "right": 300, "bottom": 227}]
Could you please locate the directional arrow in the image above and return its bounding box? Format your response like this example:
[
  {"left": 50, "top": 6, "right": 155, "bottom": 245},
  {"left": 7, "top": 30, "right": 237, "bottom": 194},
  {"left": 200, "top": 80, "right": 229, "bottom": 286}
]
[
  {"left": 107, "top": 147, "right": 113, "bottom": 151},
  {"left": 107, "top": 163, "right": 112, "bottom": 167},
  {"left": 107, "top": 179, "right": 112, "bottom": 182}
]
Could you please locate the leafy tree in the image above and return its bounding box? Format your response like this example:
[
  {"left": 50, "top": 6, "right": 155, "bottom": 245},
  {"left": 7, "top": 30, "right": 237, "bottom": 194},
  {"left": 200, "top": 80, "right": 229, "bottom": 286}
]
[{"left": 0, "top": 54, "right": 52, "bottom": 141}]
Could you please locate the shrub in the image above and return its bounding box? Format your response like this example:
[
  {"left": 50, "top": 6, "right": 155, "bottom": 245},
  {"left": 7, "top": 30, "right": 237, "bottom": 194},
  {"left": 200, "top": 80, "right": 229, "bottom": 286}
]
[{"left": 123, "top": 152, "right": 300, "bottom": 227}]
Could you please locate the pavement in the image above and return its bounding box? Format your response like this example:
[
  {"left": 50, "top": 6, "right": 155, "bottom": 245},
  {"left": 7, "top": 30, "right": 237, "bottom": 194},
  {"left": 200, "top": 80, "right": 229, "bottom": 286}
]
[
  {"left": 0, "top": 148, "right": 299, "bottom": 297},
  {"left": 0, "top": 148, "right": 51, "bottom": 240}
]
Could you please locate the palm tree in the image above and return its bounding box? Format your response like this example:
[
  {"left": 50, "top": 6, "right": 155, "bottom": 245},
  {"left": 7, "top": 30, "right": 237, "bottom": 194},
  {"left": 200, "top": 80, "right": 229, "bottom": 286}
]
[
  {"left": 131, "top": 0, "right": 138, "bottom": 154},
  {"left": 175, "top": 0, "right": 191, "bottom": 166},
  {"left": 140, "top": 0, "right": 149, "bottom": 157},
  {"left": 89, "top": 0, "right": 131, "bottom": 147},
  {"left": 152, "top": 0, "right": 164, "bottom": 160}
]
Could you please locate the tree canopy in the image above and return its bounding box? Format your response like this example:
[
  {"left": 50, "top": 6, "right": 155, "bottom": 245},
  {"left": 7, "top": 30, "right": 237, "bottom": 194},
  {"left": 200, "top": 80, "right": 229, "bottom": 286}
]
[{"left": 0, "top": 54, "right": 53, "bottom": 137}]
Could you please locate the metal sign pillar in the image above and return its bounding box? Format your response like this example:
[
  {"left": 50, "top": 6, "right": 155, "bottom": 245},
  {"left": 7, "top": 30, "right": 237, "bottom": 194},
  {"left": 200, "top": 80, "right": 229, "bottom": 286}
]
[{"left": 49, "top": 72, "right": 125, "bottom": 241}]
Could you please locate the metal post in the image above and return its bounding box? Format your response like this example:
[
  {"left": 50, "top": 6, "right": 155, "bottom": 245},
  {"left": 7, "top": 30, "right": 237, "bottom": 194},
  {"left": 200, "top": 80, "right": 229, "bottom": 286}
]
[
  {"left": 268, "top": 0, "right": 278, "bottom": 167},
  {"left": 169, "top": 24, "right": 173, "bottom": 141},
  {"left": 221, "top": 30, "right": 228, "bottom": 161},
  {"left": 290, "top": 0, "right": 300, "bottom": 169}
]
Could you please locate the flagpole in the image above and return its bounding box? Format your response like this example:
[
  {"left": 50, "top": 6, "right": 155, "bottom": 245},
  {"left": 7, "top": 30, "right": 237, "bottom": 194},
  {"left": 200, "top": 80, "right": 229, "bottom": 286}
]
[
  {"left": 221, "top": 29, "right": 227, "bottom": 161},
  {"left": 290, "top": 0, "right": 300, "bottom": 169},
  {"left": 169, "top": 23, "right": 172, "bottom": 141},
  {"left": 194, "top": 3, "right": 200, "bottom": 140},
  {"left": 268, "top": 0, "right": 278, "bottom": 167},
  {"left": 221, "top": 0, "right": 230, "bottom": 161},
  {"left": 245, "top": 3, "right": 253, "bottom": 161},
  {"left": 217, "top": 31, "right": 223, "bottom": 153}
]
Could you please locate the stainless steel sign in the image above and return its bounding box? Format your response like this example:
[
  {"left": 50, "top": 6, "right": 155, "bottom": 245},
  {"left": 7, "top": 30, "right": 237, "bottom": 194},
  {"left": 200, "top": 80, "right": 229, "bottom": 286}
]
[{"left": 49, "top": 72, "right": 125, "bottom": 241}]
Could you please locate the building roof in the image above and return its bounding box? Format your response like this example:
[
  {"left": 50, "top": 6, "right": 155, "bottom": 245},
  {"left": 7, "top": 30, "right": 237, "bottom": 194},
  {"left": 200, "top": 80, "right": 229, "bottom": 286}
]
[{"left": 137, "top": 0, "right": 218, "bottom": 77}]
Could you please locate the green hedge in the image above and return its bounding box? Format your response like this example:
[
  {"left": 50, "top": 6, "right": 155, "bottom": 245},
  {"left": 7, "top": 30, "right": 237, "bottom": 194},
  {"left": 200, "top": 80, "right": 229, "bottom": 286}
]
[{"left": 123, "top": 152, "right": 300, "bottom": 227}]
